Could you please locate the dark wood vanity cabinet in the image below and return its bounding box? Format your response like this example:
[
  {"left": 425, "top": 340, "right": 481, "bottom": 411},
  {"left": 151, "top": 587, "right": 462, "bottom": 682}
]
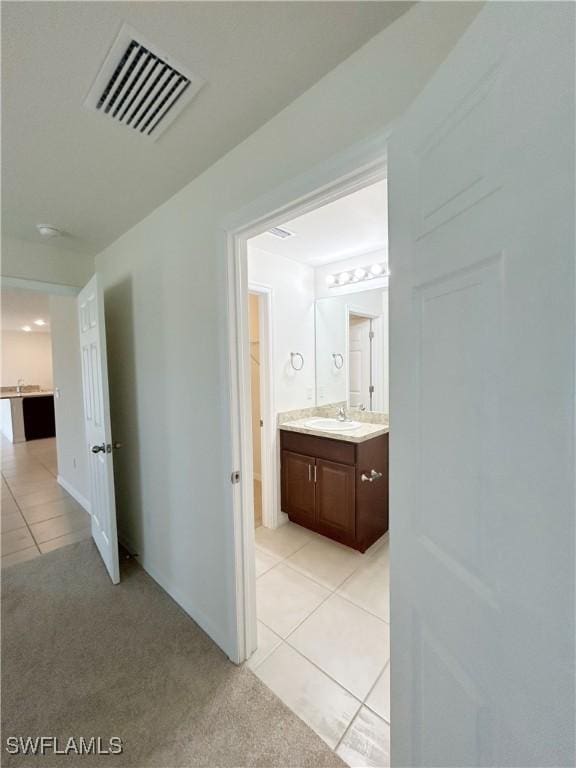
[{"left": 280, "top": 429, "right": 388, "bottom": 552}]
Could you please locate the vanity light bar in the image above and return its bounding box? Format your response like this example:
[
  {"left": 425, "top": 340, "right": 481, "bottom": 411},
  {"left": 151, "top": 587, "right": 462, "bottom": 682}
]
[{"left": 326, "top": 262, "right": 390, "bottom": 288}]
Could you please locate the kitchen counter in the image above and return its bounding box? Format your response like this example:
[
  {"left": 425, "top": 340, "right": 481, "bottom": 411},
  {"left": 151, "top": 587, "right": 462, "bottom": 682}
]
[
  {"left": 1, "top": 390, "right": 54, "bottom": 399},
  {"left": 0, "top": 391, "right": 55, "bottom": 442},
  {"left": 279, "top": 416, "right": 388, "bottom": 444}
]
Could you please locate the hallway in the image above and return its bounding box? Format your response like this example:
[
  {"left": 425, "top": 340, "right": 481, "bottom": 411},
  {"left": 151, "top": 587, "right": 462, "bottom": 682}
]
[
  {"left": 1, "top": 540, "right": 344, "bottom": 767},
  {"left": 1, "top": 436, "right": 91, "bottom": 567}
]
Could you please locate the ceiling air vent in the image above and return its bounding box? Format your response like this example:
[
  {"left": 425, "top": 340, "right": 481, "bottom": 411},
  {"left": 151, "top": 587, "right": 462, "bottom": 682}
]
[
  {"left": 268, "top": 226, "right": 294, "bottom": 239},
  {"left": 85, "top": 24, "right": 205, "bottom": 141}
]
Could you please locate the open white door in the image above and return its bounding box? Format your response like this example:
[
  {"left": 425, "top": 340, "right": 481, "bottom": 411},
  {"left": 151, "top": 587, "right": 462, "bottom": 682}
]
[
  {"left": 389, "top": 4, "right": 574, "bottom": 767},
  {"left": 78, "top": 274, "right": 120, "bottom": 584}
]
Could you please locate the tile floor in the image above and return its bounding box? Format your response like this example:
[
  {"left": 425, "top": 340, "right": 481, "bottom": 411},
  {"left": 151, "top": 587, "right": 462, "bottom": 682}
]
[
  {"left": 1, "top": 436, "right": 91, "bottom": 568},
  {"left": 250, "top": 521, "right": 390, "bottom": 767}
]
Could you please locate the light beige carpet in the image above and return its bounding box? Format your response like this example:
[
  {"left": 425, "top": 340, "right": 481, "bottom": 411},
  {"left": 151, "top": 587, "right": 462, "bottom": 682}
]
[{"left": 1, "top": 540, "right": 345, "bottom": 767}]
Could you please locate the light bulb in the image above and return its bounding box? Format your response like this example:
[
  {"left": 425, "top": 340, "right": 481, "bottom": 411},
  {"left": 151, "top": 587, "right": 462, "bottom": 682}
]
[
  {"left": 338, "top": 272, "right": 351, "bottom": 285},
  {"left": 370, "top": 263, "right": 383, "bottom": 276},
  {"left": 326, "top": 274, "right": 336, "bottom": 287},
  {"left": 354, "top": 268, "right": 367, "bottom": 280}
]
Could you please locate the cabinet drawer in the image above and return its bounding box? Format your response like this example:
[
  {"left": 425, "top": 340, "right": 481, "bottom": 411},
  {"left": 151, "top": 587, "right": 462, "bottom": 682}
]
[{"left": 280, "top": 430, "right": 355, "bottom": 466}]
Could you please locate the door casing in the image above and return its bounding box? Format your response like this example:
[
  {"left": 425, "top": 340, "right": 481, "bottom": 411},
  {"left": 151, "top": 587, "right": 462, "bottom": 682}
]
[{"left": 223, "top": 140, "right": 388, "bottom": 665}]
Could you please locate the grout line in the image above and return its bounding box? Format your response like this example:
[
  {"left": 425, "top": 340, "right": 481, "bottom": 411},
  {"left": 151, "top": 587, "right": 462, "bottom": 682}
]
[
  {"left": 1, "top": 471, "right": 41, "bottom": 556},
  {"left": 253, "top": 525, "right": 391, "bottom": 759}
]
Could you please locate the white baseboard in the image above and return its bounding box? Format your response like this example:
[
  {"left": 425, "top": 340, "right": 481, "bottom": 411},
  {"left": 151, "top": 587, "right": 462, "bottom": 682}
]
[{"left": 57, "top": 475, "right": 91, "bottom": 514}]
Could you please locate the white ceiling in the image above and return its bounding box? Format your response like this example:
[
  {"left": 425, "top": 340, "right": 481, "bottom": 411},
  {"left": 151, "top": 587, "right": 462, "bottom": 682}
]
[
  {"left": 1, "top": 290, "right": 51, "bottom": 333},
  {"left": 2, "top": 2, "right": 411, "bottom": 256},
  {"left": 250, "top": 180, "right": 388, "bottom": 266}
]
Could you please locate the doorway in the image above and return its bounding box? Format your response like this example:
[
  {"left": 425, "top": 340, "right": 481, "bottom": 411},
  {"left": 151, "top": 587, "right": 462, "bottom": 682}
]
[
  {"left": 0, "top": 286, "right": 92, "bottom": 567},
  {"left": 236, "top": 171, "right": 390, "bottom": 766}
]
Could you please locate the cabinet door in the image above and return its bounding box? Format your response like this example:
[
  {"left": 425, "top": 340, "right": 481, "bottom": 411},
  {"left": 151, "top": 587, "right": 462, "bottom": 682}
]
[
  {"left": 281, "top": 450, "right": 316, "bottom": 526},
  {"left": 316, "top": 459, "right": 356, "bottom": 539}
]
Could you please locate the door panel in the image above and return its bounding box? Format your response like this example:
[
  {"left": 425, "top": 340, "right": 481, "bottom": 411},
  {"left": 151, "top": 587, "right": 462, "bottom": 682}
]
[
  {"left": 281, "top": 450, "right": 315, "bottom": 526},
  {"left": 78, "top": 274, "right": 120, "bottom": 584},
  {"left": 389, "top": 4, "right": 574, "bottom": 766},
  {"left": 316, "top": 459, "right": 355, "bottom": 538}
]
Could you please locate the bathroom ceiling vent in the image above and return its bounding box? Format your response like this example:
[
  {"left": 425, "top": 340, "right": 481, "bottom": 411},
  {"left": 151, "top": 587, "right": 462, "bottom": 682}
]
[
  {"left": 268, "top": 226, "right": 294, "bottom": 239},
  {"left": 85, "top": 24, "right": 205, "bottom": 141}
]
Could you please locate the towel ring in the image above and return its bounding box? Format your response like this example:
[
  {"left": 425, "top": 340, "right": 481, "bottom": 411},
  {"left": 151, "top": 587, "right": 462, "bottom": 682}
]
[
  {"left": 332, "top": 353, "right": 344, "bottom": 370},
  {"left": 290, "top": 352, "right": 304, "bottom": 371}
]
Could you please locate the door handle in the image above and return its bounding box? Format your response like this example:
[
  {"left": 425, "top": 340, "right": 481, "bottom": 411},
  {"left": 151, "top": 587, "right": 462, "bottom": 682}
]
[
  {"left": 92, "top": 444, "right": 106, "bottom": 454},
  {"left": 308, "top": 464, "right": 312, "bottom": 482}
]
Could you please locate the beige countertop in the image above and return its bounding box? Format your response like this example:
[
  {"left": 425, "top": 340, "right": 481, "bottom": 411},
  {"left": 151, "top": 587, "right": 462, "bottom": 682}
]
[
  {"left": 1, "top": 390, "right": 54, "bottom": 400},
  {"left": 279, "top": 417, "right": 388, "bottom": 444}
]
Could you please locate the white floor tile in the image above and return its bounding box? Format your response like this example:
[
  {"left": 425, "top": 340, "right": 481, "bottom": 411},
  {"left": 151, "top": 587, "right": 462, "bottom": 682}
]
[
  {"left": 1, "top": 546, "right": 40, "bottom": 568},
  {"left": 257, "top": 563, "right": 329, "bottom": 638},
  {"left": 16, "top": 484, "right": 67, "bottom": 509},
  {"left": 288, "top": 593, "right": 389, "bottom": 699},
  {"left": 337, "top": 552, "right": 389, "bottom": 622},
  {"left": 336, "top": 706, "right": 390, "bottom": 768},
  {"left": 38, "top": 527, "right": 92, "bottom": 553},
  {"left": 285, "top": 536, "right": 364, "bottom": 590},
  {"left": 1, "top": 526, "right": 35, "bottom": 555},
  {"left": 1, "top": 511, "right": 26, "bottom": 532},
  {"left": 21, "top": 497, "right": 85, "bottom": 526},
  {"left": 365, "top": 662, "right": 390, "bottom": 723},
  {"left": 29, "top": 509, "right": 90, "bottom": 544},
  {"left": 255, "top": 521, "right": 314, "bottom": 560},
  {"left": 246, "top": 621, "right": 282, "bottom": 670},
  {"left": 254, "top": 642, "right": 360, "bottom": 749},
  {"left": 255, "top": 546, "right": 281, "bottom": 577}
]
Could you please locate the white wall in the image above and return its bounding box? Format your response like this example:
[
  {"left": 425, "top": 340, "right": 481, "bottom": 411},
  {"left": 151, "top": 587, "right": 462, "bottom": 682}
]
[
  {"left": 248, "top": 246, "right": 316, "bottom": 413},
  {"left": 1, "top": 331, "right": 53, "bottom": 389},
  {"left": 50, "top": 296, "right": 89, "bottom": 507},
  {"left": 95, "top": 3, "right": 480, "bottom": 657},
  {"left": 1, "top": 236, "right": 94, "bottom": 288}
]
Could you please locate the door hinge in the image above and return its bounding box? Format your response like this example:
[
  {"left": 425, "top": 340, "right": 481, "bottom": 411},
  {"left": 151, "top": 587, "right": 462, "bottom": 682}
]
[
  {"left": 231, "top": 471, "right": 241, "bottom": 484},
  {"left": 369, "top": 385, "right": 375, "bottom": 394},
  {"left": 260, "top": 419, "right": 264, "bottom": 427},
  {"left": 369, "top": 330, "right": 375, "bottom": 340}
]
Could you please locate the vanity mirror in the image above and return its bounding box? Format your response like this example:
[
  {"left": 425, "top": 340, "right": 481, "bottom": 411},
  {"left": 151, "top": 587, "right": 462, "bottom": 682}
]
[{"left": 314, "top": 287, "right": 388, "bottom": 412}]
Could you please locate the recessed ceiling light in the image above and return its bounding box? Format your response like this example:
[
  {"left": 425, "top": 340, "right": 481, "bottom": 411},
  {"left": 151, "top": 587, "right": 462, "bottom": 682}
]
[
  {"left": 36, "top": 224, "right": 61, "bottom": 238},
  {"left": 21, "top": 325, "right": 32, "bottom": 332},
  {"left": 33, "top": 319, "right": 47, "bottom": 326}
]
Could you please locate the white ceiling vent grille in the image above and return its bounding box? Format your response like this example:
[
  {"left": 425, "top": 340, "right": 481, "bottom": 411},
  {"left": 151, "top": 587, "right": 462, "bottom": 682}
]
[
  {"left": 85, "top": 24, "right": 205, "bottom": 141},
  {"left": 268, "top": 226, "right": 295, "bottom": 239}
]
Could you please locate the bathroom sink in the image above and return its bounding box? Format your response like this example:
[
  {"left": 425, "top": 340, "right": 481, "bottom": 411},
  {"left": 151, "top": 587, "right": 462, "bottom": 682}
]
[{"left": 303, "top": 417, "right": 362, "bottom": 432}]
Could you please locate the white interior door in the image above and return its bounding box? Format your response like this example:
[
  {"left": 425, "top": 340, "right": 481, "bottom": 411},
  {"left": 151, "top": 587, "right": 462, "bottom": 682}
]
[
  {"left": 78, "top": 274, "right": 120, "bottom": 584},
  {"left": 348, "top": 315, "right": 371, "bottom": 408},
  {"left": 389, "top": 4, "right": 574, "bottom": 767}
]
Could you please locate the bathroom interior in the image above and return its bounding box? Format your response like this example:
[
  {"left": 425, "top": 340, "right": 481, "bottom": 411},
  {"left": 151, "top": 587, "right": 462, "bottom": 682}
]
[{"left": 246, "top": 179, "right": 390, "bottom": 767}]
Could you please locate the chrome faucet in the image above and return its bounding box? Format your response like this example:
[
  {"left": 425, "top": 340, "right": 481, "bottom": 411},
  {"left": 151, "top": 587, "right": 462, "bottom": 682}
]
[
  {"left": 16, "top": 378, "right": 24, "bottom": 395},
  {"left": 337, "top": 406, "right": 351, "bottom": 422}
]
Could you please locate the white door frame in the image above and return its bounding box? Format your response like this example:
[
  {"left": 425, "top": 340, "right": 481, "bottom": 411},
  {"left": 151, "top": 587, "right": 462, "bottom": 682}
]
[
  {"left": 247, "top": 282, "right": 278, "bottom": 529},
  {"left": 345, "top": 306, "right": 385, "bottom": 413},
  {"left": 223, "top": 138, "right": 388, "bottom": 664}
]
